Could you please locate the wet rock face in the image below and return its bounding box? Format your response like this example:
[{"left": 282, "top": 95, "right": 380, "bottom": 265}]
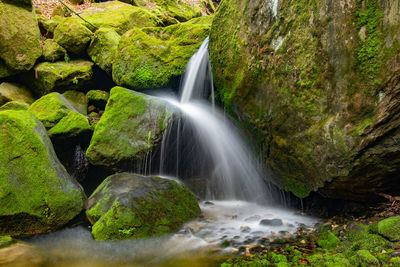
[
  {"left": 86, "top": 172, "right": 200, "bottom": 240},
  {"left": 209, "top": 0, "right": 400, "bottom": 200}
]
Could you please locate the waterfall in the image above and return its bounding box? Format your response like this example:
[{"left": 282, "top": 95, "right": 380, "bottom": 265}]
[{"left": 159, "top": 37, "right": 272, "bottom": 204}]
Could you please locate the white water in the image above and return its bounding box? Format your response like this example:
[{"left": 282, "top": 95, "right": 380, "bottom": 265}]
[{"left": 271, "top": 0, "right": 279, "bottom": 18}]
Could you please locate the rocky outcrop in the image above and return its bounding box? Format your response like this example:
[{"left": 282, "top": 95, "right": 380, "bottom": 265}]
[
  {"left": 209, "top": 0, "right": 400, "bottom": 200},
  {"left": 0, "top": 1, "right": 41, "bottom": 79},
  {"left": 86, "top": 86, "right": 178, "bottom": 170},
  {"left": 0, "top": 82, "right": 35, "bottom": 106},
  {"left": 112, "top": 16, "right": 212, "bottom": 89},
  {"left": 0, "top": 109, "right": 85, "bottom": 236},
  {"left": 86, "top": 172, "right": 200, "bottom": 240}
]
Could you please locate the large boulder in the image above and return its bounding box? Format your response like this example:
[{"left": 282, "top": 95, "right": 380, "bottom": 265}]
[
  {"left": 26, "top": 60, "right": 94, "bottom": 96},
  {"left": 54, "top": 18, "right": 93, "bottom": 55},
  {"left": 0, "top": 82, "right": 35, "bottom": 106},
  {"left": 0, "top": 109, "right": 85, "bottom": 236},
  {"left": 209, "top": 0, "right": 400, "bottom": 200},
  {"left": 87, "top": 28, "right": 121, "bottom": 75},
  {"left": 112, "top": 16, "right": 212, "bottom": 89},
  {"left": 86, "top": 172, "right": 200, "bottom": 240},
  {"left": 86, "top": 86, "right": 178, "bottom": 170},
  {"left": 0, "top": 2, "right": 41, "bottom": 79}
]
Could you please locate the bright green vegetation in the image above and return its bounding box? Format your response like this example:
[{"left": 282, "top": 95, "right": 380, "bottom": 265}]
[
  {"left": 28, "top": 92, "right": 77, "bottom": 128},
  {"left": 317, "top": 231, "right": 340, "bottom": 249},
  {"left": 112, "top": 16, "right": 212, "bottom": 89},
  {"left": 42, "top": 39, "right": 67, "bottom": 62},
  {"left": 0, "top": 236, "right": 14, "bottom": 248},
  {"left": 0, "top": 1, "right": 41, "bottom": 78},
  {"left": 87, "top": 28, "right": 121, "bottom": 75},
  {"left": 0, "top": 110, "right": 85, "bottom": 236},
  {"left": 48, "top": 110, "right": 91, "bottom": 139},
  {"left": 378, "top": 216, "right": 400, "bottom": 242},
  {"left": 0, "top": 101, "right": 30, "bottom": 111},
  {"left": 86, "top": 173, "right": 200, "bottom": 240},
  {"left": 54, "top": 17, "right": 93, "bottom": 55},
  {"left": 86, "top": 86, "right": 177, "bottom": 169},
  {"left": 0, "top": 82, "right": 35, "bottom": 106},
  {"left": 27, "top": 60, "right": 93, "bottom": 96},
  {"left": 62, "top": 90, "right": 88, "bottom": 115}
]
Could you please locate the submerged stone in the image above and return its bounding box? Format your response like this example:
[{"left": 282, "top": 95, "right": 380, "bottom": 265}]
[
  {"left": 86, "top": 172, "right": 200, "bottom": 240},
  {"left": 0, "top": 82, "right": 35, "bottom": 106},
  {"left": 259, "top": 219, "right": 283, "bottom": 226},
  {"left": 0, "top": 110, "right": 85, "bottom": 236},
  {"left": 86, "top": 86, "right": 178, "bottom": 170}
]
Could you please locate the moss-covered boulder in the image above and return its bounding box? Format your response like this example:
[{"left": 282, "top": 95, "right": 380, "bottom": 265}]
[
  {"left": 0, "top": 2, "right": 41, "bottom": 78},
  {"left": 378, "top": 216, "right": 400, "bottom": 242},
  {"left": 87, "top": 28, "right": 120, "bottom": 75},
  {"left": 112, "top": 16, "right": 211, "bottom": 89},
  {"left": 28, "top": 92, "right": 77, "bottom": 128},
  {"left": 54, "top": 18, "right": 93, "bottom": 55},
  {"left": 48, "top": 110, "right": 91, "bottom": 140},
  {"left": 86, "top": 172, "right": 200, "bottom": 240},
  {"left": 74, "top": 1, "right": 160, "bottom": 34},
  {"left": 0, "top": 82, "right": 35, "bottom": 106},
  {"left": 86, "top": 90, "right": 109, "bottom": 109},
  {"left": 0, "top": 110, "right": 85, "bottom": 236},
  {"left": 209, "top": 0, "right": 400, "bottom": 200},
  {"left": 0, "top": 101, "right": 29, "bottom": 111},
  {"left": 86, "top": 86, "right": 178, "bottom": 170},
  {"left": 37, "top": 15, "right": 60, "bottom": 34},
  {"left": 62, "top": 90, "right": 88, "bottom": 115},
  {"left": 351, "top": 250, "right": 379, "bottom": 266},
  {"left": 317, "top": 232, "right": 340, "bottom": 250},
  {"left": 42, "top": 39, "right": 66, "bottom": 62},
  {"left": 26, "top": 60, "right": 94, "bottom": 96}
]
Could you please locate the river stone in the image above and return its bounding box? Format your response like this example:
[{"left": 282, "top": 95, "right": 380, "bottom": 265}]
[
  {"left": 0, "top": 2, "right": 41, "bottom": 79},
  {"left": 86, "top": 172, "right": 200, "bottom": 240},
  {"left": 112, "top": 16, "right": 212, "bottom": 89},
  {"left": 42, "top": 39, "right": 66, "bottom": 62},
  {"left": 378, "top": 216, "right": 400, "bottom": 242},
  {"left": 54, "top": 17, "right": 93, "bottom": 55},
  {"left": 62, "top": 90, "right": 88, "bottom": 115},
  {"left": 209, "top": 0, "right": 400, "bottom": 200},
  {"left": 86, "top": 86, "right": 178, "bottom": 170},
  {"left": 259, "top": 218, "right": 283, "bottom": 226},
  {"left": 26, "top": 60, "right": 94, "bottom": 96},
  {"left": 87, "top": 28, "right": 120, "bottom": 75},
  {"left": 0, "top": 110, "right": 85, "bottom": 236},
  {"left": 0, "top": 82, "right": 35, "bottom": 106}
]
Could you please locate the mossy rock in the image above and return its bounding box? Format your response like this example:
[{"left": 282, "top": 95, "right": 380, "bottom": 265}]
[
  {"left": 0, "top": 110, "right": 85, "bottom": 236},
  {"left": 42, "top": 39, "right": 66, "bottom": 62},
  {"left": 74, "top": 1, "right": 161, "bottom": 34},
  {"left": 86, "top": 172, "right": 200, "bottom": 240},
  {"left": 317, "top": 232, "right": 341, "bottom": 250},
  {"left": 48, "top": 110, "right": 91, "bottom": 141},
  {"left": 112, "top": 16, "right": 211, "bottom": 89},
  {"left": 86, "top": 90, "right": 109, "bottom": 109},
  {"left": 87, "top": 28, "right": 120, "bottom": 75},
  {"left": 0, "top": 236, "right": 15, "bottom": 248},
  {"left": 0, "top": 101, "right": 30, "bottom": 111},
  {"left": 378, "top": 216, "right": 400, "bottom": 242},
  {"left": 62, "top": 90, "right": 88, "bottom": 115},
  {"left": 351, "top": 250, "right": 379, "bottom": 267},
  {"left": 54, "top": 17, "right": 93, "bottom": 55},
  {"left": 2, "top": 0, "right": 32, "bottom": 10},
  {"left": 26, "top": 60, "right": 94, "bottom": 96},
  {"left": 86, "top": 86, "right": 178, "bottom": 170},
  {"left": 37, "top": 15, "right": 60, "bottom": 34},
  {"left": 0, "top": 82, "right": 35, "bottom": 106},
  {"left": 0, "top": 2, "right": 41, "bottom": 78},
  {"left": 391, "top": 257, "right": 400, "bottom": 267},
  {"left": 28, "top": 92, "right": 77, "bottom": 128},
  {"left": 308, "top": 253, "right": 351, "bottom": 267}
]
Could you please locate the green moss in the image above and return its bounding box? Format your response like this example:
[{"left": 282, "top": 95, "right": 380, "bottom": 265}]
[
  {"left": 351, "top": 250, "right": 379, "bottom": 266},
  {"left": 0, "top": 110, "right": 85, "bottom": 236},
  {"left": 112, "top": 16, "right": 211, "bottom": 89},
  {"left": 62, "top": 90, "right": 88, "bottom": 115},
  {"left": 391, "top": 257, "right": 400, "bottom": 267},
  {"left": 0, "top": 236, "right": 14, "bottom": 248},
  {"left": 42, "top": 39, "right": 66, "bottom": 62},
  {"left": 378, "top": 216, "right": 400, "bottom": 242},
  {"left": 0, "top": 101, "right": 29, "bottom": 111},
  {"left": 308, "top": 253, "right": 351, "bottom": 267},
  {"left": 317, "top": 232, "right": 341, "bottom": 250},
  {"left": 48, "top": 110, "right": 91, "bottom": 138}
]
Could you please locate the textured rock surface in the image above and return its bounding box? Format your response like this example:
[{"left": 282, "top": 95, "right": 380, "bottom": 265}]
[
  {"left": 0, "top": 82, "right": 35, "bottom": 106},
  {"left": 209, "top": 0, "right": 400, "bottom": 200},
  {"left": 62, "top": 90, "right": 88, "bottom": 115},
  {"left": 42, "top": 39, "right": 66, "bottom": 62},
  {"left": 86, "top": 86, "right": 178, "bottom": 170},
  {"left": 0, "top": 110, "right": 85, "bottom": 236},
  {"left": 86, "top": 172, "right": 200, "bottom": 240},
  {"left": 0, "top": 101, "right": 30, "bottom": 111},
  {"left": 0, "top": 2, "right": 41, "bottom": 78},
  {"left": 112, "top": 16, "right": 212, "bottom": 89}
]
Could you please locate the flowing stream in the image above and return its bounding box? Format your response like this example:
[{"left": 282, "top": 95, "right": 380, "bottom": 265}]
[{"left": 14, "top": 38, "right": 317, "bottom": 266}]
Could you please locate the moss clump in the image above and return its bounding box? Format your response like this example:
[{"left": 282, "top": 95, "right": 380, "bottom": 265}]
[
  {"left": 87, "top": 28, "right": 120, "bottom": 75},
  {"left": 28, "top": 92, "right": 76, "bottom": 128},
  {"left": 391, "top": 257, "right": 400, "bottom": 267},
  {"left": 0, "top": 101, "right": 30, "bottom": 111},
  {"left": 0, "top": 2, "right": 41, "bottom": 78},
  {"left": 62, "top": 90, "right": 88, "bottom": 115},
  {"left": 42, "top": 39, "right": 66, "bottom": 62},
  {"left": 0, "top": 82, "right": 35, "bottom": 106},
  {"left": 0, "top": 110, "right": 85, "bottom": 236},
  {"left": 378, "top": 216, "right": 400, "bottom": 242},
  {"left": 112, "top": 16, "right": 211, "bottom": 89},
  {"left": 27, "top": 60, "right": 93, "bottom": 96},
  {"left": 0, "top": 236, "right": 14, "bottom": 248},
  {"left": 86, "top": 90, "right": 109, "bottom": 109},
  {"left": 86, "top": 173, "right": 200, "bottom": 240},
  {"left": 317, "top": 232, "right": 341, "bottom": 249},
  {"left": 86, "top": 86, "right": 177, "bottom": 170},
  {"left": 351, "top": 250, "right": 379, "bottom": 266},
  {"left": 48, "top": 110, "right": 91, "bottom": 139},
  {"left": 54, "top": 17, "right": 93, "bottom": 55}
]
